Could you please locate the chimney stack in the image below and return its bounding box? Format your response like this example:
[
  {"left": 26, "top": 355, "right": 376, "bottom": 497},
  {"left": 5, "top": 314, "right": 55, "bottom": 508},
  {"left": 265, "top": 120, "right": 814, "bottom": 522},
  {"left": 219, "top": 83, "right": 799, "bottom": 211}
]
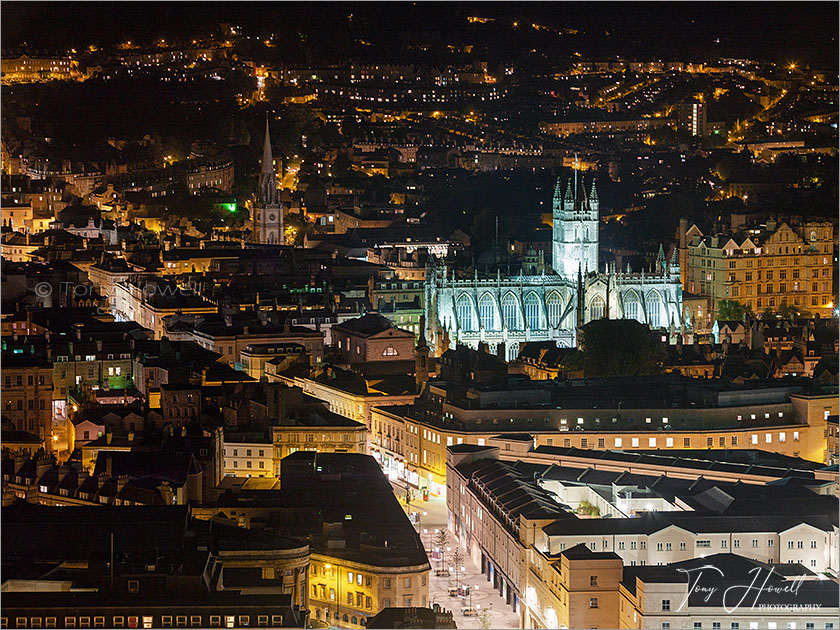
[{"left": 36, "top": 457, "right": 52, "bottom": 480}]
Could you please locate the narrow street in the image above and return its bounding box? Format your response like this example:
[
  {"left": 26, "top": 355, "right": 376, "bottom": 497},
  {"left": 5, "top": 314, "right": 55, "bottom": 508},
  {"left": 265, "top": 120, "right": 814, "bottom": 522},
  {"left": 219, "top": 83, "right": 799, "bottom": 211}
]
[{"left": 390, "top": 481, "right": 520, "bottom": 629}]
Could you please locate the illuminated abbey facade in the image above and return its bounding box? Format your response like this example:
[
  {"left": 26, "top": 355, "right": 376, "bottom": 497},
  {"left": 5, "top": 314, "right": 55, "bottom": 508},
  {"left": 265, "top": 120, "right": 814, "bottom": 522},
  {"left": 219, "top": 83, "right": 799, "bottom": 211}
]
[{"left": 425, "top": 176, "right": 686, "bottom": 359}]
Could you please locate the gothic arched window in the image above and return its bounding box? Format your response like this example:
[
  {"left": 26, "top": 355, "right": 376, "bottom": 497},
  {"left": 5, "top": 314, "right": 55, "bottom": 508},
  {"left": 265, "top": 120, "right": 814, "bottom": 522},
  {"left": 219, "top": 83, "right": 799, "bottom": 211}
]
[
  {"left": 502, "top": 293, "right": 521, "bottom": 330},
  {"left": 478, "top": 293, "right": 498, "bottom": 331},
  {"left": 624, "top": 294, "right": 640, "bottom": 321},
  {"left": 646, "top": 293, "right": 664, "bottom": 328},
  {"left": 590, "top": 295, "right": 605, "bottom": 321},
  {"left": 507, "top": 341, "right": 520, "bottom": 361},
  {"left": 524, "top": 292, "right": 544, "bottom": 330},
  {"left": 546, "top": 292, "right": 563, "bottom": 328},
  {"left": 456, "top": 294, "right": 477, "bottom": 332}
]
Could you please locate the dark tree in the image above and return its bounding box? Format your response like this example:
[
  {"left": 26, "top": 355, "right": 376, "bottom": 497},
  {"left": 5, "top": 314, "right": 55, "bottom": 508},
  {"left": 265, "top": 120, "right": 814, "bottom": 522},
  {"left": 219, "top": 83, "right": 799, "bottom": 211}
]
[
  {"left": 575, "top": 319, "right": 664, "bottom": 378},
  {"left": 717, "top": 299, "right": 750, "bottom": 321}
]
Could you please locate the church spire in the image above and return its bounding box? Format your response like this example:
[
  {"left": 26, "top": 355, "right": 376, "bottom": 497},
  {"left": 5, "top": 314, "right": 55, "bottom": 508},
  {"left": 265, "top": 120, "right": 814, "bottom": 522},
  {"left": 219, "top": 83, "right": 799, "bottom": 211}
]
[
  {"left": 259, "top": 116, "right": 278, "bottom": 207},
  {"left": 553, "top": 177, "right": 563, "bottom": 203},
  {"left": 589, "top": 178, "right": 598, "bottom": 203},
  {"left": 262, "top": 116, "right": 273, "bottom": 176},
  {"left": 656, "top": 243, "right": 666, "bottom": 273},
  {"left": 564, "top": 177, "right": 574, "bottom": 202}
]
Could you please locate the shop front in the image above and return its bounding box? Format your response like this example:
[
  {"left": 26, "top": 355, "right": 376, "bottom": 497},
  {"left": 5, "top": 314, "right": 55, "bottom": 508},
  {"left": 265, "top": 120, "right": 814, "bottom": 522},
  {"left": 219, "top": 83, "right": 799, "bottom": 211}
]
[{"left": 379, "top": 451, "right": 405, "bottom": 482}]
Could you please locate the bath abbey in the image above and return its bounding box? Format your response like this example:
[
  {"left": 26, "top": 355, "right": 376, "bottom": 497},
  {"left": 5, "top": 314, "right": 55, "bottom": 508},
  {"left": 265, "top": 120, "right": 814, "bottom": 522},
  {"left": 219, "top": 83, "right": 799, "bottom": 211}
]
[{"left": 425, "top": 175, "right": 686, "bottom": 359}]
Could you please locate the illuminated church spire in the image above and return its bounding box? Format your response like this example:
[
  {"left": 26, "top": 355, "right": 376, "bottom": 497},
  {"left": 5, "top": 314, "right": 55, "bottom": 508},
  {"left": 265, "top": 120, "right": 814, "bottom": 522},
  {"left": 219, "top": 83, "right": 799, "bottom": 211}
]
[
  {"left": 254, "top": 116, "right": 283, "bottom": 244},
  {"left": 259, "top": 117, "right": 278, "bottom": 207}
]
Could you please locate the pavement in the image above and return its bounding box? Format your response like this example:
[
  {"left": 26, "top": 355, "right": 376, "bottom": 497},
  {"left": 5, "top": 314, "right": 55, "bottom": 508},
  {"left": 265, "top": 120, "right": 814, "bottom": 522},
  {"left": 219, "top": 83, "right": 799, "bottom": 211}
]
[{"left": 390, "top": 480, "right": 521, "bottom": 629}]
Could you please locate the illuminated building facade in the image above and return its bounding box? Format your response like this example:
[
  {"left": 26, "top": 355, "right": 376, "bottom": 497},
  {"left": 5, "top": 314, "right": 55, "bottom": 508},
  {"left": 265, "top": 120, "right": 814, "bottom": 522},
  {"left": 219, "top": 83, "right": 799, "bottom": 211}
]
[
  {"left": 683, "top": 220, "right": 835, "bottom": 327},
  {"left": 675, "top": 101, "right": 707, "bottom": 136},
  {"left": 426, "top": 176, "right": 686, "bottom": 359}
]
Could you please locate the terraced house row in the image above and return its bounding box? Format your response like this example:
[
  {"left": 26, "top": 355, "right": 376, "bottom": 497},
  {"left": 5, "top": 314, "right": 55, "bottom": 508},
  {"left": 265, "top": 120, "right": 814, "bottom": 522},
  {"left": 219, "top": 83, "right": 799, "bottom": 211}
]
[
  {"left": 367, "top": 366, "right": 837, "bottom": 496},
  {"left": 446, "top": 446, "right": 838, "bottom": 629}
]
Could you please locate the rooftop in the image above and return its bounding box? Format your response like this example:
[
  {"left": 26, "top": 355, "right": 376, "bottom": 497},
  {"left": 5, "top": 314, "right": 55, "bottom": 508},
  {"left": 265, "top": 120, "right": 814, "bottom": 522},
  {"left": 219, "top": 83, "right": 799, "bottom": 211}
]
[
  {"left": 332, "top": 313, "right": 411, "bottom": 338},
  {"left": 621, "top": 554, "right": 838, "bottom": 608},
  {"left": 216, "top": 452, "right": 429, "bottom": 570}
]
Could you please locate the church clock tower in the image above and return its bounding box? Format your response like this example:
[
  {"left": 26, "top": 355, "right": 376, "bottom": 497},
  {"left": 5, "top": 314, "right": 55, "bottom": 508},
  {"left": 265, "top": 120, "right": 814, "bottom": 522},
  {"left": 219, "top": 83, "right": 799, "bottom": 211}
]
[{"left": 254, "top": 118, "right": 284, "bottom": 245}]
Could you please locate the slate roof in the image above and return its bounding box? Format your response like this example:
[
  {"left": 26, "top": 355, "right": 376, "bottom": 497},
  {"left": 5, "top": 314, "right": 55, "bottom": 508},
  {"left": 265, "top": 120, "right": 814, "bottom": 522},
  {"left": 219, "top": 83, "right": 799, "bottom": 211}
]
[
  {"left": 333, "top": 313, "right": 398, "bottom": 337},
  {"left": 92, "top": 451, "right": 201, "bottom": 486}
]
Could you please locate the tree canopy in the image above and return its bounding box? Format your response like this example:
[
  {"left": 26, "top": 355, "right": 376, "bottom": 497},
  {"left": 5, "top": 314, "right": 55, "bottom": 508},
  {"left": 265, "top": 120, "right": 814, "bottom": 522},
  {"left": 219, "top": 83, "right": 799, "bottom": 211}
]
[
  {"left": 716, "top": 299, "right": 751, "bottom": 321},
  {"left": 573, "top": 319, "right": 665, "bottom": 378}
]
